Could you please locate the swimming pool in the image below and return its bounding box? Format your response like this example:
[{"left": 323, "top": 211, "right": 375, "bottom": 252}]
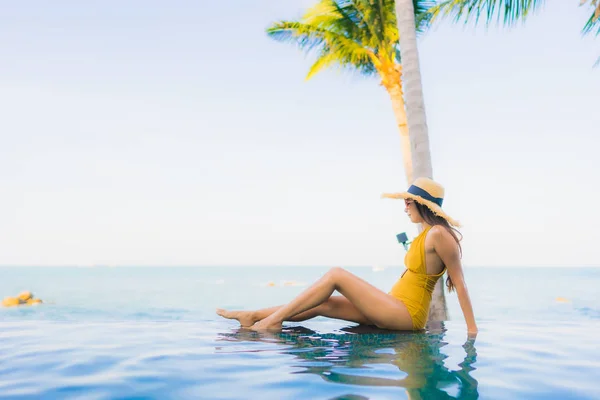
[{"left": 1, "top": 266, "right": 599, "bottom": 399}]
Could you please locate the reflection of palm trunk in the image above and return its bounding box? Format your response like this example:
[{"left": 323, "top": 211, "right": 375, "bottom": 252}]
[{"left": 394, "top": 0, "right": 447, "bottom": 322}]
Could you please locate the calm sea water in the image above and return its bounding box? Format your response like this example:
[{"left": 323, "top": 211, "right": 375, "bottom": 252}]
[{"left": 1, "top": 266, "right": 599, "bottom": 399}]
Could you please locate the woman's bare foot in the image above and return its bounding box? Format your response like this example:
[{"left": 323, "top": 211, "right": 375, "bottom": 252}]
[
  {"left": 216, "top": 308, "right": 259, "bottom": 327},
  {"left": 249, "top": 317, "right": 283, "bottom": 331}
]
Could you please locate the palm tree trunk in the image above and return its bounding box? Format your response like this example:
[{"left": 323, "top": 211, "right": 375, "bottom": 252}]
[
  {"left": 395, "top": 0, "right": 447, "bottom": 324},
  {"left": 387, "top": 85, "right": 413, "bottom": 185},
  {"left": 395, "top": 0, "right": 433, "bottom": 180}
]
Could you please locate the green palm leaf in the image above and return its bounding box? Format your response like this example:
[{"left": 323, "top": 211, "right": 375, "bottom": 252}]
[
  {"left": 267, "top": 20, "right": 378, "bottom": 77},
  {"left": 582, "top": 0, "right": 600, "bottom": 36},
  {"left": 427, "top": 0, "right": 544, "bottom": 26},
  {"left": 580, "top": 1, "right": 600, "bottom": 66},
  {"left": 266, "top": 0, "right": 435, "bottom": 80}
]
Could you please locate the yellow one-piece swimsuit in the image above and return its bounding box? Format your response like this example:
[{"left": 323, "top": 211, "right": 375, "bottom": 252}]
[{"left": 388, "top": 227, "right": 446, "bottom": 330}]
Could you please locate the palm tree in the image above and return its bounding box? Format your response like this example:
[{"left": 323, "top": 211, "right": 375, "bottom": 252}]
[
  {"left": 266, "top": 0, "right": 433, "bottom": 187},
  {"left": 266, "top": 0, "right": 449, "bottom": 324}
]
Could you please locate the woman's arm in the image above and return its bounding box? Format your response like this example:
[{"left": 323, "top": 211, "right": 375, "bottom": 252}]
[{"left": 432, "top": 227, "right": 478, "bottom": 335}]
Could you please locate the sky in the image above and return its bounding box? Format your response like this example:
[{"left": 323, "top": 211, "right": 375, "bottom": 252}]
[{"left": 1, "top": 0, "right": 599, "bottom": 268}]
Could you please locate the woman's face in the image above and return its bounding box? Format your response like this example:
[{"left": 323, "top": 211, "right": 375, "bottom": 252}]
[{"left": 404, "top": 199, "right": 423, "bottom": 224}]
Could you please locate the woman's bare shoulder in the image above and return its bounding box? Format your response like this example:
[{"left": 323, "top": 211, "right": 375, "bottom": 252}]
[
  {"left": 429, "top": 225, "right": 458, "bottom": 249},
  {"left": 429, "top": 225, "right": 450, "bottom": 238}
]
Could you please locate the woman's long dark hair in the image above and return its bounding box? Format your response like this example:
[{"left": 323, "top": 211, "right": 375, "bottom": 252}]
[{"left": 414, "top": 201, "right": 462, "bottom": 292}]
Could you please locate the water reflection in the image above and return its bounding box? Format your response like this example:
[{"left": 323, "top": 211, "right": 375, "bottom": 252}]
[{"left": 217, "top": 323, "right": 478, "bottom": 399}]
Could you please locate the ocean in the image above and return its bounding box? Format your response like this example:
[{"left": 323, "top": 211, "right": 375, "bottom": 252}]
[{"left": 1, "top": 266, "right": 599, "bottom": 399}]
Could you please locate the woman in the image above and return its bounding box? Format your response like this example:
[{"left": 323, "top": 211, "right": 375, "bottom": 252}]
[{"left": 217, "top": 178, "right": 478, "bottom": 334}]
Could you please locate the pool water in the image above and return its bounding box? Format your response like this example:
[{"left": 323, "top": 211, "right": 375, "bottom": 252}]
[{"left": 1, "top": 266, "right": 599, "bottom": 399}]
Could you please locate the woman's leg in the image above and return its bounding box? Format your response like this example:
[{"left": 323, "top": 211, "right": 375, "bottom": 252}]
[
  {"left": 217, "top": 296, "right": 373, "bottom": 327},
  {"left": 250, "top": 267, "right": 414, "bottom": 331},
  {"left": 217, "top": 307, "right": 279, "bottom": 327}
]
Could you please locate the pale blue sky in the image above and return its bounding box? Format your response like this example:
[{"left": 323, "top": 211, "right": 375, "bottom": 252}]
[{"left": 1, "top": 1, "right": 599, "bottom": 268}]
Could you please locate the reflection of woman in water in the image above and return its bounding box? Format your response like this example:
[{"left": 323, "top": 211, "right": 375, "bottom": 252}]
[
  {"left": 217, "top": 178, "right": 477, "bottom": 335},
  {"left": 217, "top": 323, "right": 479, "bottom": 399}
]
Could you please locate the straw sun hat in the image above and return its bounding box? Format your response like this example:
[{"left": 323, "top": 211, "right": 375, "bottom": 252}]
[{"left": 382, "top": 177, "right": 460, "bottom": 227}]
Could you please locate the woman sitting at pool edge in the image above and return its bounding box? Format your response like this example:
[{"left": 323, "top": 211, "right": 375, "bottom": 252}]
[{"left": 217, "top": 178, "right": 478, "bottom": 335}]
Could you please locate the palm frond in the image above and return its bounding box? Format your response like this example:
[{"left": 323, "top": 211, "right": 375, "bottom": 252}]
[
  {"left": 415, "top": 0, "right": 437, "bottom": 32},
  {"left": 303, "top": 1, "right": 360, "bottom": 37},
  {"left": 426, "top": 0, "right": 544, "bottom": 27},
  {"left": 306, "top": 48, "right": 376, "bottom": 78},
  {"left": 266, "top": 0, "right": 432, "bottom": 79},
  {"left": 579, "top": 1, "right": 600, "bottom": 67},
  {"left": 267, "top": 20, "right": 378, "bottom": 77},
  {"left": 306, "top": 51, "right": 338, "bottom": 79},
  {"left": 266, "top": 21, "right": 373, "bottom": 58},
  {"left": 582, "top": 0, "right": 600, "bottom": 35},
  {"left": 583, "top": 13, "right": 600, "bottom": 35}
]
